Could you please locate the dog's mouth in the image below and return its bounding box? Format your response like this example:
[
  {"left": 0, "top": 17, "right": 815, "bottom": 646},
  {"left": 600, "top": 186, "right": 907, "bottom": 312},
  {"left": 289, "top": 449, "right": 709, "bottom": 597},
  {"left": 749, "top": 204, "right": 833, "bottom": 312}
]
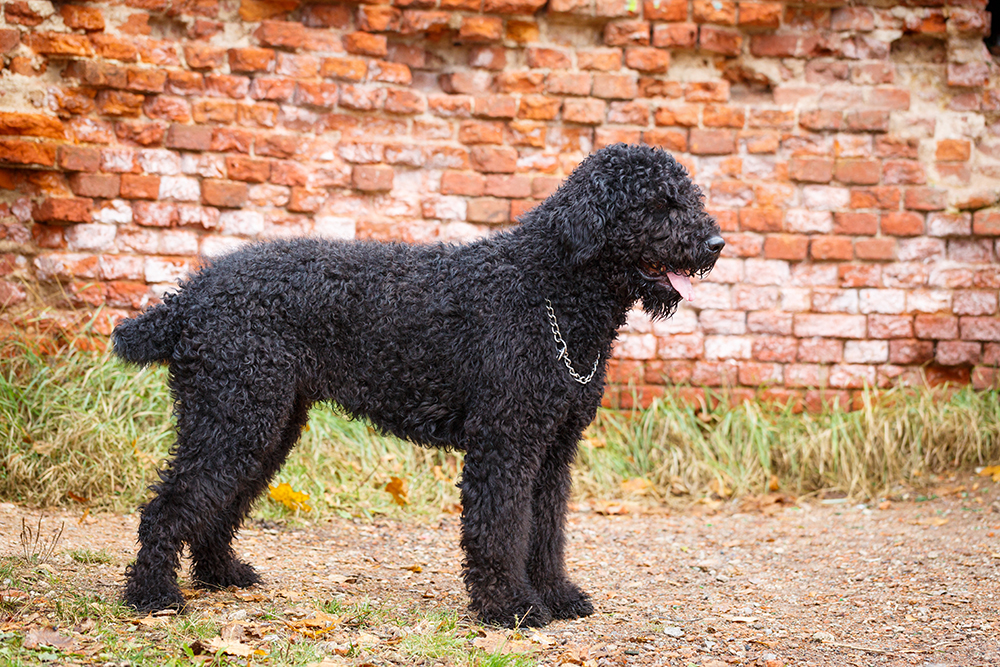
[{"left": 637, "top": 260, "right": 714, "bottom": 302}]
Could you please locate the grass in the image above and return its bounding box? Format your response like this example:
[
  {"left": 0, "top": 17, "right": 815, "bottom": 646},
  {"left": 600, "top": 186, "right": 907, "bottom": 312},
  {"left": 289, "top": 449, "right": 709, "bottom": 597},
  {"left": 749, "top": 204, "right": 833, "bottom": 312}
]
[{"left": 1, "top": 337, "right": 999, "bottom": 517}]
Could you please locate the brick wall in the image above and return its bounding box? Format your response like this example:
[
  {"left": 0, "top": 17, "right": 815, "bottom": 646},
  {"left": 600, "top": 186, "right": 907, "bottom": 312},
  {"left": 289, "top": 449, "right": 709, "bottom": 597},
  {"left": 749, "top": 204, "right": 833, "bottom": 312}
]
[{"left": 0, "top": 0, "right": 998, "bottom": 406}]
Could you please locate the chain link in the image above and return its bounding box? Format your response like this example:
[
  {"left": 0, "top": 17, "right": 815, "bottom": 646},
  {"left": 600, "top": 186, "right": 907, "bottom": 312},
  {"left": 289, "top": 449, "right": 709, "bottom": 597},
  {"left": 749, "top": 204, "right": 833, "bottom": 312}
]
[{"left": 544, "top": 299, "right": 600, "bottom": 385}]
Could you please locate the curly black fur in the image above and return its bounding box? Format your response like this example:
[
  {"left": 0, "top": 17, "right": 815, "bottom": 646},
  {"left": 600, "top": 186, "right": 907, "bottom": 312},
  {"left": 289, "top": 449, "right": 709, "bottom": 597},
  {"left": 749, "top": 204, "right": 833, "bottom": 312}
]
[{"left": 114, "top": 144, "right": 723, "bottom": 628}]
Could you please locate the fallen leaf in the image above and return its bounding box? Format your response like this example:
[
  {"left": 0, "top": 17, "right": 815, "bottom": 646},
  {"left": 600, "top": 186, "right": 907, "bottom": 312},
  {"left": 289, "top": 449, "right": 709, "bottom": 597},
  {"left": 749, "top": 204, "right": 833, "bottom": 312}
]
[
  {"left": 620, "top": 478, "right": 653, "bottom": 495},
  {"left": 911, "top": 517, "right": 948, "bottom": 527},
  {"left": 709, "top": 477, "right": 731, "bottom": 499},
  {"left": 23, "top": 626, "right": 76, "bottom": 651},
  {"left": 401, "top": 564, "right": 423, "bottom": 573},
  {"left": 592, "top": 500, "right": 640, "bottom": 516},
  {"left": 977, "top": 465, "right": 1000, "bottom": 482},
  {"left": 385, "top": 476, "right": 409, "bottom": 506},
  {"left": 205, "top": 636, "right": 254, "bottom": 657},
  {"left": 268, "top": 483, "right": 311, "bottom": 512}
]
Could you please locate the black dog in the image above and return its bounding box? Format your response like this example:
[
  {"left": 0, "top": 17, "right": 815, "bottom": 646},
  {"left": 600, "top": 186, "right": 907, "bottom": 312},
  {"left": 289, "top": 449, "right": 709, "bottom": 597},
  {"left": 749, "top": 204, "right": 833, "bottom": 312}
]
[{"left": 114, "top": 144, "right": 723, "bottom": 627}]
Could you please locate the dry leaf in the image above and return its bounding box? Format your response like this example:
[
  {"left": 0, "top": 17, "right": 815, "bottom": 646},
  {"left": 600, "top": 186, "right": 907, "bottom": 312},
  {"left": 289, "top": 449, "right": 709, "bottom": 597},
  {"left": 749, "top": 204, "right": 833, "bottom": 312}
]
[
  {"left": 709, "top": 477, "right": 731, "bottom": 499},
  {"left": 205, "top": 636, "right": 254, "bottom": 657},
  {"left": 911, "top": 517, "right": 948, "bottom": 527},
  {"left": 401, "top": 564, "right": 423, "bottom": 573},
  {"left": 669, "top": 476, "right": 689, "bottom": 496},
  {"left": 268, "top": 483, "right": 311, "bottom": 512},
  {"left": 620, "top": 478, "right": 653, "bottom": 495},
  {"left": 23, "top": 626, "right": 76, "bottom": 651},
  {"left": 385, "top": 476, "right": 409, "bottom": 506},
  {"left": 977, "top": 465, "right": 1000, "bottom": 482}
]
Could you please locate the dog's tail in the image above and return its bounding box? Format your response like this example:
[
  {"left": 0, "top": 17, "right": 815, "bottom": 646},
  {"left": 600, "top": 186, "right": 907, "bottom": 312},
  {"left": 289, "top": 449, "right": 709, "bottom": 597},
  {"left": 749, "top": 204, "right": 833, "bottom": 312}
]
[{"left": 113, "top": 301, "right": 182, "bottom": 365}]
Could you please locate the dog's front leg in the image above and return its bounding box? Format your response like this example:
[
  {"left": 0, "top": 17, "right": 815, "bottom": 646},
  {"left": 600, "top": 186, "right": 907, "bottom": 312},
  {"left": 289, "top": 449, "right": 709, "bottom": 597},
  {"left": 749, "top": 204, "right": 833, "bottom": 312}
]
[
  {"left": 458, "top": 444, "right": 552, "bottom": 628},
  {"left": 527, "top": 431, "right": 594, "bottom": 620}
]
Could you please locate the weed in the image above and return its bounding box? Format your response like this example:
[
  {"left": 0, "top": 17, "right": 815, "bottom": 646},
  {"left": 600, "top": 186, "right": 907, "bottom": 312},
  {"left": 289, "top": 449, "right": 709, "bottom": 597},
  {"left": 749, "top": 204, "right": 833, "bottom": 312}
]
[
  {"left": 67, "top": 548, "right": 114, "bottom": 565},
  {"left": 19, "top": 517, "right": 64, "bottom": 565}
]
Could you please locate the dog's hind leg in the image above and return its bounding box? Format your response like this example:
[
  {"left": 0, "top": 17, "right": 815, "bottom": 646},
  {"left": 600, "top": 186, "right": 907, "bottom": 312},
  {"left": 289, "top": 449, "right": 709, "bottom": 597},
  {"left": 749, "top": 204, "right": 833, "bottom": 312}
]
[
  {"left": 459, "top": 434, "right": 552, "bottom": 628},
  {"left": 189, "top": 393, "right": 312, "bottom": 591},
  {"left": 124, "top": 374, "right": 305, "bottom": 613},
  {"left": 526, "top": 428, "right": 594, "bottom": 620}
]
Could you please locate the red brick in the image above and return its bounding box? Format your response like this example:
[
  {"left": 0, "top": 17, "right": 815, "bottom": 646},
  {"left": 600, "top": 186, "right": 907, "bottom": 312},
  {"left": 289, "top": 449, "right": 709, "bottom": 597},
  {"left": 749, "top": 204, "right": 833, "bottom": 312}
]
[
  {"left": 868, "top": 315, "right": 913, "bottom": 340},
  {"left": 763, "top": 234, "right": 808, "bottom": 260},
  {"left": 904, "top": 187, "right": 947, "bottom": 212},
  {"left": 914, "top": 314, "right": 958, "bottom": 340},
  {"left": 797, "top": 338, "right": 843, "bottom": 363},
  {"left": 470, "top": 145, "right": 517, "bottom": 173},
  {"left": 854, "top": 238, "right": 895, "bottom": 261},
  {"left": 228, "top": 47, "right": 276, "bottom": 73},
  {"left": 68, "top": 173, "right": 120, "bottom": 199},
  {"left": 799, "top": 109, "right": 842, "bottom": 132},
  {"left": 935, "top": 139, "right": 972, "bottom": 162},
  {"left": 961, "top": 317, "right": 1000, "bottom": 342},
  {"left": 833, "top": 212, "right": 877, "bottom": 235},
  {"left": 835, "top": 159, "right": 880, "bottom": 185},
  {"left": 200, "top": 179, "right": 246, "bottom": 207},
  {"left": 474, "top": 95, "right": 518, "bottom": 119},
  {"left": 254, "top": 20, "right": 306, "bottom": 48},
  {"left": 624, "top": 47, "right": 669, "bottom": 74},
  {"left": 810, "top": 236, "right": 853, "bottom": 260},
  {"left": 789, "top": 158, "right": 833, "bottom": 183},
  {"left": 192, "top": 99, "right": 237, "bottom": 123},
  {"left": 166, "top": 124, "right": 213, "bottom": 150},
  {"left": 689, "top": 129, "right": 735, "bottom": 155},
  {"left": 591, "top": 73, "right": 638, "bottom": 100},
  {"left": 226, "top": 156, "right": 270, "bottom": 183},
  {"left": 60, "top": 4, "right": 104, "bottom": 31},
  {"left": 518, "top": 96, "right": 561, "bottom": 121},
  {"left": 699, "top": 26, "right": 742, "bottom": 56},
  {"left": 120, "top": 174, "right": 160, "bottom": 199},
  {"left": 693, "top": 0, "right": 735, "bottom": 23},
  {"left": 352, "top": 165, "right": 393, "bottom": 191},
  {"left": 167, "top": 71, "right": 205, "bottom": 96},
  {"left": 685, "top": 81, "right": 729, "bottom": 103},
  {"left": 33, "top": 198, "right": 93, "bottom": 224},
  {"left": 467, "top": 197, "right": 510, "bottom": 224},
  {"left": 302, "top": 4, "right": 350, "bottom": 28},
  {"left": 973, "top": 210, "right": 1000, "bottom": 236},
  {"left": 320, "top": 57, "right": 368, "bottom": 82},
  {"left": 739, "top": 2, "right": 781, "bottom": 28},
  {"left": 250, "top": 77, "right": 295, "bottom": 101},
  {"left": 484, "top": 174, "right": 531, "bottom": 199},
  {"left": 844, "top": 110, "right": 889, "bottom": 132},
  {"left": 936, "top": 341, "right": 981, "bottom": 366},
  {"left": 562, "top": 99, "right": 606, "bottom": 125},
  {"left": 441, "top": 171, "right": 485, "bottom": 196},
  {"left": 883, "top": 161, "right": 925, "bottom": 186},
  {"left": 26, "top": 31, "right": 95, "bottom": 57},
  {"left": 358, "top": 6, "right": 402, "bottom": 32},
  {"left": 653, "top": 104, "right": 698, "bottom": 127},
  {"left": 652, "top": 23, "right": 697, "bottom": 48},
  {"left": 838, "top": 264, "right": 880, "bottom": 288},
  {"left": 385, "top": 89, "right": 424, "bottom": 115},
  {"left": 603, "top": 20, "right": 650, "bottom": 46},
  {"left": 206, "top": 74, "right": 250, "bottom": 98},
  {"left": 703, "top": 105, "right": 745, "bottom": 128},
  {"left": 0, "top": 139, "right": 56, "bottom": 167},
  {"left": 888, "top": 339, "right": 934, "bottom": 364},
  {"left": 750, "top": 33, "right": 798, "bottom": 57},
  {"left": 294, "top": 82, "right": 339, "bottom": 108},
  {"left": 643, "top": 0, "right": 686, "bottom": 20},
  {"left": 739, "top": 209, "right": 781, "bottom": 232},
  {"left": 849, "top": 187, "right": 899, "bottom": 210},
  {"left": 57, "top": 145, "right": 99, "bottom": 173},
  {"left": 642, "top": 129, "right": 687, "bottom": 152}
]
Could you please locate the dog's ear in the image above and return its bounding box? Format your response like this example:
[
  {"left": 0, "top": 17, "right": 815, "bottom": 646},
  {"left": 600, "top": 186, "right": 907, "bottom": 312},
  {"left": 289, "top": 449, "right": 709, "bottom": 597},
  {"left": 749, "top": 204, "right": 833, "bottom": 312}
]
[{"left": 553, "top": 193, "right": 607, "bottom": 265}]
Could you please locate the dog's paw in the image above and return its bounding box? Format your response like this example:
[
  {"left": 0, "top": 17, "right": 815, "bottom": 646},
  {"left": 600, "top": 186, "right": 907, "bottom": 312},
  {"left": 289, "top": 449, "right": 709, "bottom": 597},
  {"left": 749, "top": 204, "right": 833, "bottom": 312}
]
[
  {"left": 543, "top": 582, "right": 594, "bottom": 620},
  {"left": 124, "top": 585, "right": 187, "bottom": 614},
  {"left": 193, "top": 559, "right": 262, "bottom": 590},
  {"left": 477, "top": 599, "right": 553, "bottom": 629}
]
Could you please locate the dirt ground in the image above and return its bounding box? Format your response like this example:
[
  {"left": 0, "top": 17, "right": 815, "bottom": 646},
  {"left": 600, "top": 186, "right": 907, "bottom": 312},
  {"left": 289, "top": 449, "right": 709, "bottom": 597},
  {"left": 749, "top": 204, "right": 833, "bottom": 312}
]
[{"left": 2, "top": 478, "right": 998, "bottom": 667}]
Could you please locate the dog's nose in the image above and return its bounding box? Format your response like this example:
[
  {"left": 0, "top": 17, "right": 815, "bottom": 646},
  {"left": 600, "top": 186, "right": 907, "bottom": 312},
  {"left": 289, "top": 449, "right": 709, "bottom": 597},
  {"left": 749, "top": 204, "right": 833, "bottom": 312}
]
[{"left": 706, "top": 236, "right": 725, "bottom": 254}]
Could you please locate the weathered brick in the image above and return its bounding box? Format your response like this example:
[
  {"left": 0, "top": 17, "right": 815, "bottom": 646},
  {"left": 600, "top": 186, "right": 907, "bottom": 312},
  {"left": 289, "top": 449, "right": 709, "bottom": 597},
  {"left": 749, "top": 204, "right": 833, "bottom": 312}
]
[
  {"left": 166, "top": 124, "right": 213, "bottom": 150},
  {"left": 352, "top": 165, "right": 393, "bottom": 191},
  {"left": 229, "top": 47, "right": 276, "bottom": 73},
  {"left": 652, "top": 23, "right": 697, "bottom": 48},
  {"left": 699, "top": 26, "right": 742, "bottom": 56},
  {"left": 604, "top": 20, "right": 650, "bottom": 46},
  {"left": 794, "top": 314, "right": 866, "bottom": 339},
  {"left": 69, "top": 173, "right": 120, "bottom": 199},
  {"left": 689, "top": 129, "right": 735, "bottom": 155},
  {"left": 33, "top": 198, "right": 93, "bottom": 224},
  {"left": 254, "top": 20, "right": 306, "bottom": 48},
  {"left": 121, "top": 174, "right": 161, "bottom": 199},
  {"left": 467, "top": 197, "right": 510, "bottom": 224}
]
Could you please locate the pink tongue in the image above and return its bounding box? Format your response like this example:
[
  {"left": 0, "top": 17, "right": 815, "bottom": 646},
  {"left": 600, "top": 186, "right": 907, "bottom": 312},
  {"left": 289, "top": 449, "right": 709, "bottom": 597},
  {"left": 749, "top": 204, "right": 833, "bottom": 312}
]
[{"left": 665, "top": 272, "right": 693, "bottom": 301}]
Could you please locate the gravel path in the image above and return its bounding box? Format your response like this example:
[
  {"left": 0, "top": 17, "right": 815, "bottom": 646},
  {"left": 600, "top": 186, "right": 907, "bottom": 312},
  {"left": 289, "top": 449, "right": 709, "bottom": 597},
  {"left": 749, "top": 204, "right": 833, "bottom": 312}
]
[{"left": 2, "top": 479, "right": 997, "bottom": 666}]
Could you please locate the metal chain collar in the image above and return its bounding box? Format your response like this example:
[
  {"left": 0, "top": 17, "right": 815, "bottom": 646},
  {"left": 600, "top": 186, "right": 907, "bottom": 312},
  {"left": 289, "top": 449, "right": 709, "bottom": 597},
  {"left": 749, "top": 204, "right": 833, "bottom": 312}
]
[{"left": 544, "top": 299, "right": 600, "bottom": 385}]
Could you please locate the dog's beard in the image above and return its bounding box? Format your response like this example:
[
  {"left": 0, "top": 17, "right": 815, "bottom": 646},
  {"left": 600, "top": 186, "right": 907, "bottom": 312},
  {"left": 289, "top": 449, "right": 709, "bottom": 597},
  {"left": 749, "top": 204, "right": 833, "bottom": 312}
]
[{"left": 637, "top": 281, "right": 682, "bottom": 320}]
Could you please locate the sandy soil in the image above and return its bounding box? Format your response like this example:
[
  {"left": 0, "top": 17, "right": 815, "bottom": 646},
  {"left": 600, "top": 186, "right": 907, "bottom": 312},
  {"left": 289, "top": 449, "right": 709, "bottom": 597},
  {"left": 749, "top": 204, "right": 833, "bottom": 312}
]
[{"left": 1, "top": 479, "right": 998, "bottom": 667}]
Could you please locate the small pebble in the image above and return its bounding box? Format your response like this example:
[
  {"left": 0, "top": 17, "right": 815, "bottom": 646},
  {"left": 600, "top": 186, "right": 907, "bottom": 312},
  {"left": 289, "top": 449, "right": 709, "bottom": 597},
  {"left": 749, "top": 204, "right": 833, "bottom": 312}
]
[{"left": 663, "top": 625, "right": 684, "bottom": 637}]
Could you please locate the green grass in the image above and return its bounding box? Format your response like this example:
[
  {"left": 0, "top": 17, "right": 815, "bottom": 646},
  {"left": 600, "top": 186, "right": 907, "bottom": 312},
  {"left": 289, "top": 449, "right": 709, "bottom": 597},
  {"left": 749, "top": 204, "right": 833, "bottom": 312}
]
[{"left": 2, "top": 339, "right": 998, "bottom": 515}]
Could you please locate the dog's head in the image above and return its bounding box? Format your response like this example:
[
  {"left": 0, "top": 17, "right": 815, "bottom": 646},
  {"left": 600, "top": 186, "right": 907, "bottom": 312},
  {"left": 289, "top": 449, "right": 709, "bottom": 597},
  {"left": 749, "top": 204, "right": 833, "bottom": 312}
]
[{"left": 548, "top": 144, "right": 724, "bottom": 319}]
